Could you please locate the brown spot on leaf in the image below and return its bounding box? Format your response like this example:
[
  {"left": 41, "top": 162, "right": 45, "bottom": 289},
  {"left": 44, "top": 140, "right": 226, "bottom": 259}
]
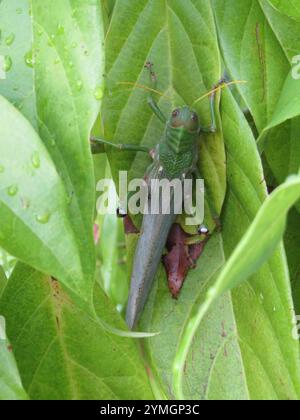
[{"left": 163, "top": 224, "right": 210, "bottom": 298}]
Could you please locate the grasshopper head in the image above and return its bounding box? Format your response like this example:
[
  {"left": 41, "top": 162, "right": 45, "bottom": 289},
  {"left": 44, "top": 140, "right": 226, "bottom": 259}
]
[{"left": 170, "top": 106, "right": 199, "bottom": 133}]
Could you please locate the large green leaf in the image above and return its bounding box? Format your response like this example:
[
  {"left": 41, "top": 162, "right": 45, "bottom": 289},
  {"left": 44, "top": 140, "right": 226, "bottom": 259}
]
[
  {"left": 172, "top": 90, "right": 300, "bottom": 400},
  {"left": 0, "top": 263, "right": 154, "bottom": 400},
  {"left": 214, "top": 0, "right": 300, "bottom": 202},
  {"left": 103, "top": 0, "right": 226, "bottom": 215},
  {"left": 0, "top": 316, "right": 28, "bottom": 400},
  {"left": 0, "top": 0, "right": 105, "bottom": 297},
  {"left": 213, "top": 0, "right": 289, "bottom": 133},
  {"left": 0, "top": 96, "right": 93, "bottom": 302}
]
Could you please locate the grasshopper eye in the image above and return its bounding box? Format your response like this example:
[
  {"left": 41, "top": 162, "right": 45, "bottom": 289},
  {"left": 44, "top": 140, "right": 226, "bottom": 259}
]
[{"left": 172, "top": 109, "right": 180, "bottom": 118}]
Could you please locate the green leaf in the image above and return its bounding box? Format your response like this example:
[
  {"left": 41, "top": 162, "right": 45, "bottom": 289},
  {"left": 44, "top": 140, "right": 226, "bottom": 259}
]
[
  {"left": 172, "top": 90, "right": 300, "bottom": 400},
  {"left": 140, "top": 234, "right": 250, "bottom": 400},
  {"left": 0, "top": 0, "right": 105, "bottom": 295},
  {"left": 0, "top": 267, "right": 7, "bottom": 298},
  {"left": 0, "top": 96, "right": 91, "bottom": 303},
  {"left": 0, "top": 264, "right": 154, "bottom": 400},
  {"left": 258, "top": 1, "right": 300, "bottom": 208},
  {"left": 264, "top": 117, "right": 300, "bottom": 186},
  {"left": 267, "top": 0, "right": 300, "bottom": 22},
  {"left": 264, "top": 71, "right": 300, "bottom": 133},
  {"left": 212, "top": 176, "right": 300, "bottom": 295},
  {"left": 262, "top": 0, "right": 300, "bottom": 61},
  {"left": 0, "top": 316, "right": 28, "bottom": 400},
  {"left": 285, "top": 208, "right": 300, "bottom": 314},
  {"left": 213, "top": 0, "right": 289, "bottom": 133},
  {"left": 103, "top": 0, "right": 226, "bottom": 215},
  {"left": 213, "top": 0, "right": 300, "bottom": 196}
]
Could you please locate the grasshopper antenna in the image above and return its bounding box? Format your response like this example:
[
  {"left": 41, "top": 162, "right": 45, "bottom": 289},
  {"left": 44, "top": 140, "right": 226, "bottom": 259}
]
[{"left": 191, "top": 79, "right": 247, "bottom": 107}]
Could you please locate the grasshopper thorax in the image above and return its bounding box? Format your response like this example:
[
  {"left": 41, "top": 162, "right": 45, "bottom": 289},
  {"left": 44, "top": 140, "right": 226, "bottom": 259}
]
[{"left": 164, "top": 106, "right": 200, "bottom": 156}]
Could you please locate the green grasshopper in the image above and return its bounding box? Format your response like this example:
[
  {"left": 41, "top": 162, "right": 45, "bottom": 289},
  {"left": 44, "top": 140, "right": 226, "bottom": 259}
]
[{"left": 92, "top": 62, "right": 224, "bottom": 330}]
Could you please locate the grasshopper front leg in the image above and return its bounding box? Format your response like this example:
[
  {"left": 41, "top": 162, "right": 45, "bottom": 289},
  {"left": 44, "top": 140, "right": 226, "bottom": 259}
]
[
  {"left": 144, "top": 62, "right": 167, "bottom": 124},
  {"left": 90, "top": 136, "right": 151, "bottom": 154}
]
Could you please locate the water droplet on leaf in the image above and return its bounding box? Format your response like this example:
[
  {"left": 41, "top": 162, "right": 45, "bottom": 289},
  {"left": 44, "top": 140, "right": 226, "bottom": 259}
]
[
  {"left": 76, "top": 80, "right": 83, "bottom": 91},
  {"left": 5, "top": 33, "right": 15, "bottom": 46},
  {"left": 3, "top": 56, "right": 12, "bottom": 72},
  {"left": 7, "top": 185, "right": 18, "bottom": 196},
  {"left": 24, "top": 50, "right": 35, "bottom": 68},
  {"left": 31, "top": 151, "right": 40, "bottom": 169},
  {"left": 56, "top": 24, "right": 65, "bottom": 35},
  {"left": 0, "top": 165, "right": 5, "bottom": 173},
  {"left": 36, "top": 213, "right": 51, "bottom": 224},
  {"left": 94, "top": 87, "right": 103, "bottom": 101}
]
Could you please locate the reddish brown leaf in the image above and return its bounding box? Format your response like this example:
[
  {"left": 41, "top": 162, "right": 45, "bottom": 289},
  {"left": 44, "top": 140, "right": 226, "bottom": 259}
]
[
  {"left": 163, "top": 224, "right": 209, "bottom": 298},
  {"left": 123, "top": 215, "right": 139, "bottom": 235}
]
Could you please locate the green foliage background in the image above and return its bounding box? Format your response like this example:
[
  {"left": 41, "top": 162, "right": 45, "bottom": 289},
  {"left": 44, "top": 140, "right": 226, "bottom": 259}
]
[{"left": 0, "top": 0, "right": 300, "bottom": 400}]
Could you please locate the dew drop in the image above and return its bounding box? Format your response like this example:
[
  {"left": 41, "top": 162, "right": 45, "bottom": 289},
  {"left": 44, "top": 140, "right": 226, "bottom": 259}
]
[
  {"left": 68, "top": 61, "right": 74, "bottom": 68},
  {"left": 94, "top": 86, "right": 103, "bottom": 101},
  {"left": 3, "top": 55, "right": 12, "bottom": 72},
  {"left": 56, "top": 24, "right": 65, "bottom": 35},
  {"left": 76, "top": 80, "right": 83, "bottom": 91},
  {"left": 7, "top": 185, "right": 18, "bottom": 196},
  {"left": 36, "top": 212, "right": 51, "bottom": 224},
  {"left": 31, "top": 151, "right": 40, "bottom": 169},
  {"left": 5, "top": 33, "right": 15, "bottom": 46},
  {"left": 71, "top": 42, "right": 78, "bottom": 48},
  {"left": 37, "top": 29, "right": 43, "bottom": 36},
  {"left": 0, "top": 165, "right": 5, "bottom": 173},
  {"left": 24, "top": 50, "right": 35, "bottom": 68}
]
